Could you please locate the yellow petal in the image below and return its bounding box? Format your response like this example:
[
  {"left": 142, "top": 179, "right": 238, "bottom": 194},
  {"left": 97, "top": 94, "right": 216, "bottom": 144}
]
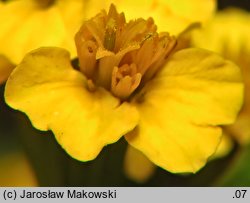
[
  {"left": 5, "top": 47, "right": 139, "bottom": 161},
  {"left": 0, "top": 55, "right": 14, "bottom": 84},
  {"left": 56, "top": 0, "right": 86, "bottom": 55},
  {"left": 0, "top": 0, "right": 85, "bottom": 64},
  {"left": 191, "top": 8, "right": 250, "bottom": 145},
  {"left": 126, "top": 48, "right": 243, "bottom": 173},
  {"left": 123, "top": 145, "right": 156, "bottom": 183},
  {"left": 85, "top": 0, "right": 216, "bottom": 34},
  {"left": 192, "top": 8, "right": 250, "bottom": 59}
]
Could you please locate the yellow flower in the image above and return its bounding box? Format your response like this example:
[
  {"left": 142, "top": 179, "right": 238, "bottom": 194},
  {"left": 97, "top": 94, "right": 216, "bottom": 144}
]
[
  {"left": 191, "top": 8, "right": 250, "bottom": 145},
  {"left": 0, "top": 0, "right": 85, "bottom": 84},
  {"left": 5, "top": 5, "right": 243, "bottom": 173}
]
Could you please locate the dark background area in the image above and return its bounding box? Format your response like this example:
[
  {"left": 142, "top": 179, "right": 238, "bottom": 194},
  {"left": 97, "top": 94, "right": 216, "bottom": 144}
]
[{"left": 218, "top": 0, "right": 250, "bottom": 10}]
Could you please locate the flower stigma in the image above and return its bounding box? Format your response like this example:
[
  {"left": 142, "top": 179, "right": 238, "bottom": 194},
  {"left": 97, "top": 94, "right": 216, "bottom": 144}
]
[{"left": 75, "top": 4, "right": 177, "bottom": 100}]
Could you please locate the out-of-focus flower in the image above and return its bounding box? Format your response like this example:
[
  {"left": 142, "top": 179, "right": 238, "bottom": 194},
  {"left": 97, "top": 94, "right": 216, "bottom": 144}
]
[
  {"left": 0, "top": 152, "right": 37, "bottom": 186},
  {"left": 0, "top": 0, "right": 85, "bottom": 84},
  {"left": 123, "top": 145, "right": 156, "bottom": 183},
  {"left": 5, "top": 5, "right": 243, "bottom": 174},
  {"left": 191, "top": 8, "right": 250, "bottom": 145}
]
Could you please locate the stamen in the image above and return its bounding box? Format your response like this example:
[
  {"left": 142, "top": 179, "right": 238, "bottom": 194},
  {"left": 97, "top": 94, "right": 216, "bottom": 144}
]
[
  {"left": 75, "top": 39, "right": 97, "bottom": 78},
  {"left": 117, "top": 18, "right": 156, "bottom": 49},
  {"left": 104, "top": 19, "right": 116, "bottom": 51},
  {"left": 135, "top": 35, "right": 156, "bottom": 75},
  {"left": 96, "top": 44, "right": 140, "bottom": 89},
  {"left": 143, "top": 35, "right": 177, "bottom": 81},
  {"left": 111, "top": 64, "right": 142, "bottom": 100}
]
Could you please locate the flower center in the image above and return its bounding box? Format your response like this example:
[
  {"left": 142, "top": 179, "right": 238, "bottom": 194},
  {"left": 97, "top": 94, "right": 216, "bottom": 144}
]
[{"left": 75, "top": 4, "right": 176, "bottom": 100}]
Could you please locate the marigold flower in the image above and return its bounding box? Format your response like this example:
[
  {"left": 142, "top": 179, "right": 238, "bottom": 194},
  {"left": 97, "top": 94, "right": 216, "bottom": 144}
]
[
  {"left": 191, "top": 8, "right": 250, "bottom": 145},
  {"left": 5, "top": 5, "right": 243, "bottom": 173}
]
